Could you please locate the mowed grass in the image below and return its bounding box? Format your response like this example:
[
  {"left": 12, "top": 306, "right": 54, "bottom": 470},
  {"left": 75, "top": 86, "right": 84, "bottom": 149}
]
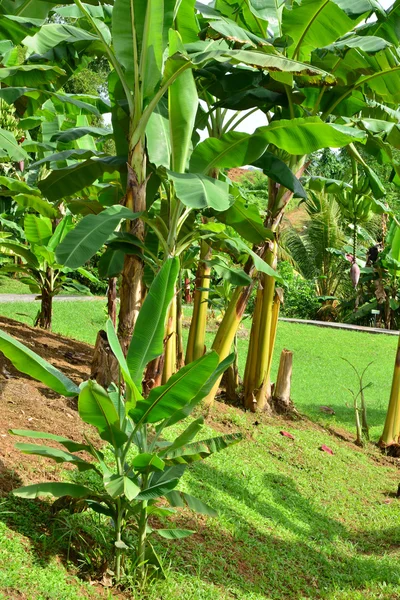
[
  {"left": 0, "top": 300, "right": 397, "bottom": 439},
  {"left": 0, "top": 299, "right": 107, "bottom": 345},
  {"left": 2, "top": 416, "right": 400, "bottom": 600}
]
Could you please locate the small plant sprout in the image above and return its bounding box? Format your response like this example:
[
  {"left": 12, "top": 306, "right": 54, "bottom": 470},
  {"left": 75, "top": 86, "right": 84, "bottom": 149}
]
[{"left": 342, "top": 358, "right": 373, "bottom": 446}]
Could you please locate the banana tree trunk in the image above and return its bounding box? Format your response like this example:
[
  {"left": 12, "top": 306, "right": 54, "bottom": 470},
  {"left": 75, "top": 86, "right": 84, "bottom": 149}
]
[
  {"left": 243, "top": 242, "right": 278, "bottom": 412},
  {"left": 185, "top": 242, "right": 211, "bottom": 364},
  {"left": 35, "top": 268, "right": 53, "bottom": 330},
  {"left": 117, "top": 142, "right": 147, "bottom": 355},
  {"left": 203, "top": 275, "right": 255, "bottom": 406},
  {"left": 379, "top": 335, "right": 400, "bottom": 448}
]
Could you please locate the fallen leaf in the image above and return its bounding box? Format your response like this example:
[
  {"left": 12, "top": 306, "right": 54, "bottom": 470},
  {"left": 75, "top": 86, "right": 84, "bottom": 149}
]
[
  {"left": 320, "top": 444, "right": 334, "bottom": 455},
  {"left": 280, "top": 430, "right": 295, "bottom": 440}
]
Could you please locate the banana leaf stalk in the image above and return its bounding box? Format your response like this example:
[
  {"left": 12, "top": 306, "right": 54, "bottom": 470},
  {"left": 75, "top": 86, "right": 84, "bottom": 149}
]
[
  {"left": 379, "top": 335, "right": 400, "bottom": 448},
  {"left": 185, "top": 242, "right": 211, "bottom": 364}
]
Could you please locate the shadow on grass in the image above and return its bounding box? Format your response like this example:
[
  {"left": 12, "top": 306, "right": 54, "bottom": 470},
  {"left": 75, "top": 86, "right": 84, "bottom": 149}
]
[
  {"left": 298, "top": 403, "right": 388, "bottom": 431},
  {"left": 0, "top": 460, "right": 110, "bottom": 577},
  {"left": 168, "top": 462, "right": 400, "bottom": 599}
]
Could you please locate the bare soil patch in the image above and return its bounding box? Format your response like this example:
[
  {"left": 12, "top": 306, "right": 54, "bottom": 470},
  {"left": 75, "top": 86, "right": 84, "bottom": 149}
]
[{"left": 0, "top": 317, "right": 93, "bottom": 493}]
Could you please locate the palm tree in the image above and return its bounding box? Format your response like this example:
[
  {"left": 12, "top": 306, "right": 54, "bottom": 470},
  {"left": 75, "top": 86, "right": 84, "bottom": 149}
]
[{"left": 281, "top": 193, "right": 347, "bottom": 311}]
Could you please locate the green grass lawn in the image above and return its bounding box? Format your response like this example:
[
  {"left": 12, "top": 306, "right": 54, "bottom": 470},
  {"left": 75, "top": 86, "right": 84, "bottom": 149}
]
[
  {"left": 1, "top": 301, "right": 400, "bottom": 599},
  {"left": 0, "top": 300, "right": 396, "bottom": 440}
]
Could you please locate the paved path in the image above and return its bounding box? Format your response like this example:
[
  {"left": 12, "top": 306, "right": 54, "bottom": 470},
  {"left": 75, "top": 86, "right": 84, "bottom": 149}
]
[
  {"left": 0, "top": 294, "right": 106, "bottom": 303},
  {"left": 279, "top": 317, "right": 399, "bottom": 336}
]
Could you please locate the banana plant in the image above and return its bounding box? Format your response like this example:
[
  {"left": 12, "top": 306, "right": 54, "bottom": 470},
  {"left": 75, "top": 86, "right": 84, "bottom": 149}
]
[
  {"left": 191, "top": 0, "right": 400, "bottom": 410},
  {"left": 1, "top": 258, "right": 241, "bottom": 584},
  {"left": 0, "top": 214, "right": 97, "bottom": 329}
]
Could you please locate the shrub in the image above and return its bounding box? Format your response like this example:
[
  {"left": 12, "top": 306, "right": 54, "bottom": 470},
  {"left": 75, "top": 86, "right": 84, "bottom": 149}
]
[{"left": 279, "top": 261, "right": 320, "bottom": 320}]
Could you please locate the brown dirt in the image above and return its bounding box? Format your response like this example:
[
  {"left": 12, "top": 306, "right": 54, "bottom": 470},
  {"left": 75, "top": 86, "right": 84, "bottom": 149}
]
[
  {"left": 0, "top": 316, "right": 94, "bottom": 495},
  {"left": 227, "top": 167, "right": 255, "bottom": 182}
]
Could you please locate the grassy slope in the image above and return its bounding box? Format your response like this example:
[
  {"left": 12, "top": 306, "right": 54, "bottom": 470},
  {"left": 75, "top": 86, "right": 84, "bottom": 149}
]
[
  {"left": 0, "top": 302, "right": 400, "bottom": 599},
  {"left": 0, "top": 300, "right": 396, "bottom": 437}
]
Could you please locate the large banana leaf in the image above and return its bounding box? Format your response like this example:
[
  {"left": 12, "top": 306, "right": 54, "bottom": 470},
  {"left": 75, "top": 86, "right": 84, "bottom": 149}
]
[
  {"left": 38, "top": 157, "right": 126, "bottom": 202},
  {"left": 282, "top": 0, "right": 355, "bottom": 61},
  {"left": 0, "top": 329, "right": 80, "bottom": 397},
  {"left": 169, "top": 29, "right": 198, "bottom": 173},
  {"left": 50, "top": 126, "right": 113, "bottom": 143},
  {"left": 161, "top": 353, "right": 235, "bottom": 428},
  {"left": 30, "top": 149, "right": 105, "bottom": 169},
  {"left": 9, "top": 429, "right": 90, "bottom": 453},
  {"left": 0, "top": 128, "right": 28, "bottom": 162},
  {"left": 22, "top": 23, "right": 97, "bottom": 55},
  {"left": 126, "top": 257, "right": 179, "bottom": 387},
  {"left": 24, "top": 214, "right": 52, "bottom": 245},
  {"left": 190, "top": 130, "right": 270, "bottom": 174},
  {"left": 162, "top": 432, "right": 242, "bottom": 464},
  {"left": 215, "top": 195, "right": 272, "bottom": 244},
  {"left": 79, "top": 380, "right": 128, "bottom": 447},
  {"left": 168, "top": 171, "right": 231, "bottom": 211},
  {"left": 129, "top": 352, "right": 219, "bottom": 423},
  {"left": 258, "top": 117, "right": 366, "bottom": 154},
  {"left": 56, "top": 205, "right": 141, "bottom": 268},
  {"left": 13, "top": 194, "right": 58, "bottom": 219},
  {"left": 0, "top": 64, "right": 65, "bottom": 87},
  {"left": 14, "top": 443, "right": 98, "bottom": 472},
  {"left": 13, "top": 482, "right": 94, "bottom": 499}
]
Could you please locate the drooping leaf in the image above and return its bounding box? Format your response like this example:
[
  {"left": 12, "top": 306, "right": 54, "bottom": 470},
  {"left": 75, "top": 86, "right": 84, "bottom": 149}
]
[
  {"left": 56, "top": 205, "right": 141, "bottom": 268},
  {"left": 14, "top": 443, "right": 97, "bottom": 472},
  {"left": 0, "top": 328, "right": 79, "bottom": 397},
  {"left": 156, "top": 528, "right": 194, "bottom": 539},
  {"left": 0, "top": 128, "right": 28, "bottom": 162},
  {"left": 207, "top": 257, "right": 252, "bottom": 285},
  {"left": 50, "top": 126, "right": 112, "bottom": 143},
  {"left": 9, "top": 429, "right": 90, "bottom": 453},
  {"left": 38, "top": 157, "right": 126, "bottom": 202},
  {"left": 14, "top": 194, "right": 58, "bottom": 219},
  {"left": 216, "top": 194, "right": 272, "bottom": 244},
  {"left": 163, "top": 432, "right": 242, "bottom": 464},
  {"left": 168, "top": 171, "right": 231, "bottom": 211},
  {"left": 129, "top": 352, "right": 219, "bottom": 424},
  {"left": 135, "top": 478, "right": 180, "bottom": 501},
  {"left": 98, "top": 248, "right": 125, "bottom": 278},
  {"left": 13, "top": 482, "right": 93, "bottom": 499},
  {"left": 166, "top": 490, "right": 218, "bottom": 517},
  {"left": 161, "top": 353, "right": 235, "bottom": 428}
]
